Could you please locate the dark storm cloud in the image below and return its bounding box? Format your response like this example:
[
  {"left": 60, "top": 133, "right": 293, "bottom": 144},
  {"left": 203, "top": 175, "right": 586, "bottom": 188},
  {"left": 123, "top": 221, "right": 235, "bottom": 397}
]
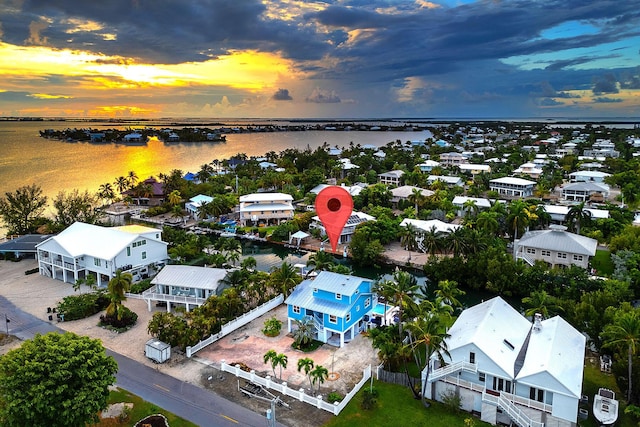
[
  {"left": 593, "top": 74, "right": 619, "bottom": 94},
  {"left": 5, "top": 0, "right": 329, "bottom": 63},
  {"left": 272, "top": 89, "right": 292, "bottom": 101},
  {"left": 593, "top": 97, "right": 622, "bottom": 103}
]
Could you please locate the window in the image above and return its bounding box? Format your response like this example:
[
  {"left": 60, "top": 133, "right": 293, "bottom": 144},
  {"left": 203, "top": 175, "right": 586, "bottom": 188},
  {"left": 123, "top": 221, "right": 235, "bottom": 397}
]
[
  {"left": 479, "top": 372, "right": 485, "bottom": 382},
  {"left": 558, "top": 252, "right": 567, "bottom": 259},
  {"left": 493, "top": 377, "right": 511, "bottom": 392},
  {"left": 293, "top": 306, "right": 300, "bottom": 314},
  {"left": 346, "top": 313, "right": 351, "bottom": 322},
  {"left": 142, "top": 239, "right": 146, "bottom": 245},
  {"left": 141, "top": 251, "right": 147, "bottom": 260},
  {"left": 573, "top": 255, "right": 583, "bottom": 261},
  {"left": 127, "top": 247, "right": 131, "bottom": 256},
  {"left": 529, "top": 387, "right": 544, "bottom": 402},
  {"left": 541, "top": 250, "right": 551, "bottom": 257},
  {"left": 94, "top": 258, "right": 101, "bottom": 267},
  {"left": 156, "top": 234, "right": 160, "bottom": 239},
  {"left": 329, "top": 315, "right": 337, "bottom": 324},
  {"left": 336, "top": 293, "right": 342, "bottom": 300},
  {"left": 526, "top": 248, "right": 536, "bottom": 254},
  {"left": 469, "top": 352, "right": 475, "bottom": 364},
  {"left": 364, "top": 298, "right": 371, "bottom": 308}
]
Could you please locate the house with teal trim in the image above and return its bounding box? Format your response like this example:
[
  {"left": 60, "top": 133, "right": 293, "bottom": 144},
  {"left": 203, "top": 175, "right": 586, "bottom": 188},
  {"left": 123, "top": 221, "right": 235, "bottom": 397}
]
[{"left": 284, "top": 271, "right": 374, "bottom": 347}]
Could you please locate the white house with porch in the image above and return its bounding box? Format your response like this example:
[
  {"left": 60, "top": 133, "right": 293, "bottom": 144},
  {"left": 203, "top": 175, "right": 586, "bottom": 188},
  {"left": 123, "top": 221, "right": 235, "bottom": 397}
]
[
  {"left": 514, "top": 225, "right": 597, "bottom": 269},
  {"left": 423, "top": 296, "right": 585, "bottom": 427},
  {"left": 238, "top": 192, "right": 294, "bottom": 227},
  {"left": 489, "top": 177, "right": 536, "bottom": 198},
  {"left": 36, "top": 222, "right": 168, "bottom": 287},
  {"left": 142, "top": 265, "right": 228, "bottom": 312}
]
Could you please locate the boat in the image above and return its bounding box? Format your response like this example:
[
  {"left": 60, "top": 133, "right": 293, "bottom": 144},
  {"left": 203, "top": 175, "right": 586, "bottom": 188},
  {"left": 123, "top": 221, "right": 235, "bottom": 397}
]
[{"left": 593, "top": 388, "right": 618, "bottom": 426}]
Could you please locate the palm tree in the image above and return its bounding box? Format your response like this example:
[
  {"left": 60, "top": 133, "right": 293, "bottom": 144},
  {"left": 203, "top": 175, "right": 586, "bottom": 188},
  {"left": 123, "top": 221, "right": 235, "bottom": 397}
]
[
  {"left": 106, "top": 269, "right": 133, "bottom": 320},
  {"left": 521, "top": 290, "right": 563, "bottom": 318},
  {"left": 444, "top": 227, "right": 468, "bottom": 258},
  {"left": 127, "top": 170, "right": 138, "bottom": 188},
  {"left": 435, "top": 280, "right": 465, "bottom": 309},
  {"left": 475, "top": 211, "right": 499, "bottom": 235},
  {"left": 383, "top": 270, "right": 419, "bottom": 335},
  {"left": 310, "top": 365, "right": 329, "bottom": 392},
  {"left": 400, "top": 223, "right": 419, "bottom": 260},
  {"left": 168, "top": 189, "right": 182, "bottom": 207},
  {"left": 292, "top": 317, "right": 315, "bottom": 349},
  {"left": 240, "top": 256, "right": 257, "bottom": 271},
  {"left": 566, "top": 201, "right": 592, "bottom": 234},
  {"left": 462, "top": 199, "right": 478, "bottom": 221},
  {"left": 408, "top": 188, "right": 426, "bottom": 214},
  {"left": 98, "top": 183, "right": 115, "bottom": 206},
  {"left": 297, "top": 357, "right": 315, "bottom": 390},
  {"left": 405, "top": 313, "right": 451, "bottom": 402},
  {"left": 273, "top": 353, "right": 288, "bottom": 380},
  {"left": 507, "top": 199, "right": 537, "bottom": 240},
  {"left": 269, "top": 262, "right": 301, "bottom": 297},
  {"left": 602, "top": 309, "right": 640, "bottom": 402},
  {"left": 420, "top": 226, "right": 444, "bottom": 257},
  {"left": 263, "top": 349, "right": 278, "bottom": 377},
  {"left": 306, "top": 250, "right": 336, "bottom": 272},
  {"left": 114, "top": 176, "right": 129, "bottom": 194}
]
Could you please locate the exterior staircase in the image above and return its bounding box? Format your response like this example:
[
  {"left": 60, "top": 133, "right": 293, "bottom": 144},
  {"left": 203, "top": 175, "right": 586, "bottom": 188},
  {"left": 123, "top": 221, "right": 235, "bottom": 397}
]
[
  {"left": 482, "top": 391, "right": 544, "bottom": 427},
  {"left": 428, "top": 361, "right": 477, "bottom": 382}
]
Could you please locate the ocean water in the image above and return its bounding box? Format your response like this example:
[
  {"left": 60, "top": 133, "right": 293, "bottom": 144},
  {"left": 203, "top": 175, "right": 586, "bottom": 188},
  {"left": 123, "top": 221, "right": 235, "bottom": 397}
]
[{"left": 0, "top": 120, "right": 431, "bottom": 236}]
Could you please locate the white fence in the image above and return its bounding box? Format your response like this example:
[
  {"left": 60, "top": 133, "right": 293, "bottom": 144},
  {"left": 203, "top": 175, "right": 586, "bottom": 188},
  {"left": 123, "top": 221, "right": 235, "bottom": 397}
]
[
  {"left": 186, "top": 294, "right": 284, "bottom": 357},
  {"left": 220, "top": 360, "right": 372, "bottom": 415}
]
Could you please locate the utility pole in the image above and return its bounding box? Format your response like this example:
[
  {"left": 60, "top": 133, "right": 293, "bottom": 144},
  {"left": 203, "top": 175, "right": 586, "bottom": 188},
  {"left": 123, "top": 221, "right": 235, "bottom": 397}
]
[{"left": 4, "top": 313, "right": 10, "bottom": 335}]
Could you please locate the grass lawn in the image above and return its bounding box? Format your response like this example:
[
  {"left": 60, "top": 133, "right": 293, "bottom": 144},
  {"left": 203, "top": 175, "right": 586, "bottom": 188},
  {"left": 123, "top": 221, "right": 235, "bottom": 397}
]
[
  {"left": 591, "top": 249, "right": 614, "bottom": 276},
  {"left": 96, "top": 388, "right": 198, "bottom": 427},
  {"left": 324, "top": 380, "right": 490, "bottom": 427}
]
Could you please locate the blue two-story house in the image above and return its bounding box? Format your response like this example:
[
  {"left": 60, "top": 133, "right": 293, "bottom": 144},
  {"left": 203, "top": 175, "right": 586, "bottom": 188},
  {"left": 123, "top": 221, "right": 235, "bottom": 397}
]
[{"left": 284, "top": 271, "right": 374, "bottom": 347}]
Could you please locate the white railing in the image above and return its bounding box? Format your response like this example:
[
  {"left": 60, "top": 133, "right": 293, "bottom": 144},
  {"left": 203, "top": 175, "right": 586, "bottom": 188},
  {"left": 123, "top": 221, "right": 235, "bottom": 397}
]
[
  {"left": 428, "top": 360, "right": 477, "bottom": 382},
  {"left": 501, "top": 391, "right": 552, "bottom": 414},
  {"left": 142, "top": 287, "right": 207, "bottom": 307},
  {"left": 517, "top": 252, "right": 536, "bottom": 266},
  {"left": 482, "top": 391, "right": 544, "bottom": 427},
  {"left": 186, "top": 294, "right": 284, "bottom": 357},
  {"left": 220, "top": 360, "right": 371, "bottom": 415},
  {"left": 440, "top": 375, "right": 485, "bottom": 393}
]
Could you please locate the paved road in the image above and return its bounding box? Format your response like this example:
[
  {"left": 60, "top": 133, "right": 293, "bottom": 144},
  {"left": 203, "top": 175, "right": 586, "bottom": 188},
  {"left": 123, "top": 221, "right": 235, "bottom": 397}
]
[{"left": 0, "top": 296, "right": 282, "bottom": 427}]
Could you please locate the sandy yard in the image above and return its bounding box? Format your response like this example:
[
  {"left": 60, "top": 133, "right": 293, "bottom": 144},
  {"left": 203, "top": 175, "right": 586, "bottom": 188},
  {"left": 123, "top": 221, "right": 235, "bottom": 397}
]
[{"left": 0, "top": 258, "right": 380, "bottom": 427}]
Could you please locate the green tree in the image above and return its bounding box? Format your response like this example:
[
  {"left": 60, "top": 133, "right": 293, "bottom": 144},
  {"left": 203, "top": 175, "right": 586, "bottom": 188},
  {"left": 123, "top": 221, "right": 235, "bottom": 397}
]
[
  {"left": 263, "top": 350, "right": 288, "bottom": 380},
  {"left": 0, "top": 332, "right": 118, "bottom": 427},
  {"left": 566, "top": 201, "right": 592, "bottom": 235},
  {"left": 52, "top": 189, "right": 101, "bottom": 229},
  {"left": 310, "top": 364, "right": 329, "bottom": 392},
  {"left": 435, "top": 280, "right": 465, "bottom": 309},
  {"left": 603, "top": 309, "right": 640, "bottom": 403},
  {"left": 297, "top": 357, "right": 315, "bottom": 390},
  {"left": 292, "top": 317, "right": 315, "bottom": 349},
  {"left": 306, "top": 250, "right": 337, "bottom": 272},
  {"left": 522, "top": 290, "right": 563, "bottom": 318},
  {"left": 349, "top": 231, "right": 384, "bottom": 267},
  {"left": 0, "top": 184, "right": 48, "bottom": 234},
  {"left": 269, "top": 262, "right": 302, "bottom": 297},
  {"left": 383, "top": 270, "right": 419, "bottom": 335},
  {"left": 106, "top": 269, "right": 133, "bottom": 320}
]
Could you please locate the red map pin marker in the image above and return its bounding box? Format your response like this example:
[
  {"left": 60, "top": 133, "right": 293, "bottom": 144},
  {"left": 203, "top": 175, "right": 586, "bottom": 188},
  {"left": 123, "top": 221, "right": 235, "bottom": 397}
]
[{"left": 315, "top": 186, "right": 354, "bottom": 253}]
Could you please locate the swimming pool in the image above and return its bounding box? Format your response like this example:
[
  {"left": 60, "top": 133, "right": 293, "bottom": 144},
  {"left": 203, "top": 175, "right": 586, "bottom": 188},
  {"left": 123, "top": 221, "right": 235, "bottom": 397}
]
[{"left": 372, "top": 303, "right": 388, "bottom": 316}]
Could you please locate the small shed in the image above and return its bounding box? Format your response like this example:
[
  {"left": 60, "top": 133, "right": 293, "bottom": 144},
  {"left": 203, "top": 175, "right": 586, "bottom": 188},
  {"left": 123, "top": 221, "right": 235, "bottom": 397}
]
[{"left": 145, "top": 339, "right": 171, "bottom": 363}]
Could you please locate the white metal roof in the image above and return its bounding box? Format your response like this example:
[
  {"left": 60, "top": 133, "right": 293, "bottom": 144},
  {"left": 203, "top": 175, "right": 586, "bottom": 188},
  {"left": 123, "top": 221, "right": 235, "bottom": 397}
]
[
  {"left": 490, "top": 177, "right": 536, "bottom": 186},
  {"left": 400, "top": 218, "right": 461, "bottom": 233},
  {"left": 452, "top": 196, "right": 491, "bottom": 209},
  {"left": 444, "top": 297, "right": 531, "bottom": 378},
  {"left": 391, "top": 185, "right": 434, "bottom": 199},
  {"left": 151, "top": 265, "right": 228, "bottom": 290},
  {"left": 239, "top": 193, "right": 293, "bottom": 202},
  {"left": 517, "top": 228, "right": 598, "bottom": 256},
  {"left": 516, "top": 316, "right": 585, "bottom": 398},
  {"left": 36, "top": 222, "right": 163, "bottom": 260}
]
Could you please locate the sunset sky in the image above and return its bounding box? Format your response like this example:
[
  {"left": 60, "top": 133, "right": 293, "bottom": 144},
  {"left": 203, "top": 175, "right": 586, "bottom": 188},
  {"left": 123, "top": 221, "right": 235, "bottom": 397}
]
[{"left": 0, "top": 0, "right": 639, "bottom": 119}]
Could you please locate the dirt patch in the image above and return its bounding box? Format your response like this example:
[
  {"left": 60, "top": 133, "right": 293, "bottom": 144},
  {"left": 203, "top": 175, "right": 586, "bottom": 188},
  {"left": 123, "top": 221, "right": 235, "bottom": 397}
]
[
  {"left": 199, "top": 368, "right": 334, "bottom": 427},
  {"left": 0, "top": 333, "right": 21, "bottom": 356}
]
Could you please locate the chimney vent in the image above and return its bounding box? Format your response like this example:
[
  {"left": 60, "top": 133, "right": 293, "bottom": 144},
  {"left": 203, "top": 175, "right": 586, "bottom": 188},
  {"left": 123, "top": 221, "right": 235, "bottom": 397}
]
[{"left": 533, "top": 313, "right": 543, "bottom": 331}]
